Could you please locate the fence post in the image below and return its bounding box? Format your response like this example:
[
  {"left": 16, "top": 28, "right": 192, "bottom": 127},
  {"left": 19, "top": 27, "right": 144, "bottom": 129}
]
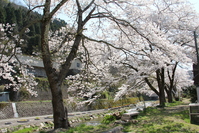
[{"left": 12, "top": 103, "right": 18, "bottom": 118}]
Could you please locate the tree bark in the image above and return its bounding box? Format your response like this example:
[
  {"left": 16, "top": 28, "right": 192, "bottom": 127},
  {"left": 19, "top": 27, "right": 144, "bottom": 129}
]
[
  {"left": 166, "top": 62, "right": 178, "bottom": 103},
  {"left": 39, "top": 0, "right": 95, "bottom": 129},
  {"left": 50, "top": 81, "right": 70, "bottom": 129},
  {"left": 40, "top": 0, "right": 70, "bottom": 129},
  {"left": 166, "top": 89, "right": 173, "bottom": 103},
  {"left": 156, "top": 68, "right": 166, "bottom": 107}
]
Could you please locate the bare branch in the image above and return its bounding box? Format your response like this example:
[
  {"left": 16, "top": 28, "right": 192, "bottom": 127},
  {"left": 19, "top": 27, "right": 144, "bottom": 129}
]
[
  {"left": 49, "top": 0, "right": 69, "bottom": 19},
  {"left": 83, "top": 6, "right": 96, "bottom": 25},
  {"left": 83, "top": 0, "right": 95, "bottom": 12},
  {"left": 27, "top": 5, "right": 45, "bottom": 15},
  {"left": 145, "top": 77, "right": 160, "bottom": 96},
  {"left": 76, "top": 0, "right": 82, "bottom": 11}
]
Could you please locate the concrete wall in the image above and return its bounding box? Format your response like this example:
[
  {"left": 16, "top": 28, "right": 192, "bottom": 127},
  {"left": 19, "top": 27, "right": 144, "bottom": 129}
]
[
  {"left": 0, "top": 101, "right": 88, "bottom": 119},
  {"left": 0, "top": 92, "right": 9, "bottom": 102}
]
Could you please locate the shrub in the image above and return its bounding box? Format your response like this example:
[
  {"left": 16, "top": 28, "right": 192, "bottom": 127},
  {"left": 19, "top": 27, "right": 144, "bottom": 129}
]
[
  {"left": 18, "top": 87, "right": 30, "bottom": 101},
  {"left": 183, "top": 86, "right": 197, "bottom": 103},
  {"left": 101, "top": 115, "right": 116, "bottom": 124},
  {"left": 0, "top": 85, "right": 4, "bottom": 92}
]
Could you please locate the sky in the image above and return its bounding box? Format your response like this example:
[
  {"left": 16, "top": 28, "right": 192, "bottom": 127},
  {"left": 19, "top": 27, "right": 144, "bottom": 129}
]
[
  {"left": 11, "top": 0, "right": 199, "bottom": 13},
  {"left": 189, "top": 0, "right": 199, "bottom": 12}
]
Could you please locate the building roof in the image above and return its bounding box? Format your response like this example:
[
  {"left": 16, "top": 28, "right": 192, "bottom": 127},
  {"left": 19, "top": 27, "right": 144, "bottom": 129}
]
[
  {"left": 17, "top": 55, "right": 44, "bottom": 68},
  {"left": 16, "top": 55, "right": 59, "bottom": 69},
  {"left": 16, "top": 55, "right": 81, "bottom": 70}
]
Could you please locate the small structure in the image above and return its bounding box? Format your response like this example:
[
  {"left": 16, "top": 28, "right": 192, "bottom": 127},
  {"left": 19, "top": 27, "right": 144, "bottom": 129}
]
[
  {"left": 189, "top": 103, "right": 199, "bottom": 125},
  {"left": 17, "top": 55, "right": 82, "bottom": 77},
  {"left": 148, "top": 93, "right": 159, "bottom": 100},
  {"left": 0, "top": 92, "right": 10, "bottom": 102},
  {"left": 66, "top": 58, "right": 82, "bottom": 76},
  {"left": 17, "top": 55, "right": 48, "bottom": 77},
  {"left": 121, "top": 111, "right": 139, "bottom": 121}
]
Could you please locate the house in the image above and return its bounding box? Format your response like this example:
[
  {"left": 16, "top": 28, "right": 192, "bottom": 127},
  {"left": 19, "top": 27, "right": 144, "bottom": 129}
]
[
  {"left": 0, "top": 92, "right": 10, "bottom": 102},
  {"left": 17, "top": 55, "right": 82, "bottom": 77},
  {"left": 17, "top": 55, "right": 47, "bottom": 77},
  {"left": 66, "top": 58, "right": 82, "bottom": 76}
]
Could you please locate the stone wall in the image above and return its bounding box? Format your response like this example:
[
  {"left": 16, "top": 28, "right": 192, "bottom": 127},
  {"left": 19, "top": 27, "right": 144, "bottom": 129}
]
[
  {"left": 0, "top": 101, "right": 88, "bottom": 119},
  {"left": 20, "top": 85, "right": 69, "bottom": 101},
  {"left": 0, "top": 97, "right": 138, "bottom": 120},
  {"left": 16, "top": 102, "right": 53, "bottom": 117},
  {"left": 0, "top": 103, "right": 13, "bottom": 119}
]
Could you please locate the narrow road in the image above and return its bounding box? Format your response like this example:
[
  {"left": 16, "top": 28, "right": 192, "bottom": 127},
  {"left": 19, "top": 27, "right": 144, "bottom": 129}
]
[{"left": 0, "top": 109, "right": 110, "bottom": 129}]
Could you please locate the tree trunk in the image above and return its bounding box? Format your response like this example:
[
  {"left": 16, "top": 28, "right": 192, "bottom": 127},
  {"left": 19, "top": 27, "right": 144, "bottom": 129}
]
[
  {"left": 156, "top": 68, "right": 166, "bottom": 107},
  {"left": 39, "top": 0, "right": 93, "bottom": 129},
  {"left": 50, "top": 81, "right": 70, "bottom": 129},
  {"left": 159, "top": 86, "right": 166, "bottom": 106},
  {"left": 167, "top": 89, "right": 173, "bottom": 103},
  {"left": 40, "top": 1, "right": 70, "bottom": 128},
  {"left": 165, "top": 86, "right": 173, "bottom": 103},
  {"left": 166, "top": 62, "right": 178, "bottom": 103}
]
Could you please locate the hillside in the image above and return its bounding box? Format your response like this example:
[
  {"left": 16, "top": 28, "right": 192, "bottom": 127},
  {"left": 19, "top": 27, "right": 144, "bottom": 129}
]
[{"left": 0, "top": 0, "right": 67, "bottom": 55}]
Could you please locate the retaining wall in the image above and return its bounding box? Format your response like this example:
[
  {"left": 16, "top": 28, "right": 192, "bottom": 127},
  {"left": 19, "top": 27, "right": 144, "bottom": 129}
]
[
  {"left": 0, "top": 97, "right": 138, "bottom": 119},
  {"left": 0, "top": 102, "right": 88, "bottom": 119}
]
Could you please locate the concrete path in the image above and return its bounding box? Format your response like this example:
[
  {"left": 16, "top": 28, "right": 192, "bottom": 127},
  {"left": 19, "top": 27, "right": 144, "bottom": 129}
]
[{"left": 0, "top": 109, "right": 109, "bottom": 129}]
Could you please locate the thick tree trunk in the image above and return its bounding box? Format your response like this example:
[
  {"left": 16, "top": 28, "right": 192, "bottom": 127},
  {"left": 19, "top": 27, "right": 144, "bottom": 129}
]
[
  {"left": 39, "top": 0, "right": 93, "bottom": 129},
  {"left": 50, "top": 82, "right": 70, "bottom": 129},
  {"left": 40, "top": 1, "right": 70, "bottom": 129}
]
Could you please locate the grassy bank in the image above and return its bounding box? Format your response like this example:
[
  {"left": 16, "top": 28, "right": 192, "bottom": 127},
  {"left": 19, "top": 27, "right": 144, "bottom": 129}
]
[
  {"left": 122, "top": 103, "right": 199, "bottom": 132},
  {"left": 64, "top": 100, "right": 199, "bottom": 133}
]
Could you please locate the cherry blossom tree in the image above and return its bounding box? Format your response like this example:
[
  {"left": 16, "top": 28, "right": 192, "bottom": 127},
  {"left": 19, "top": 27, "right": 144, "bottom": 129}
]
[
  {"left": 70, "top": 0, "right": 199, "bottom": 106},
  {"left": 96, "top": 0, "right": 198, "bottom": 106},
  {"left": 0, "top": 23, "right": 37, "bottom": 98},
  {"left": 3, "top": 0, "right": 199, "bottom": 129}
]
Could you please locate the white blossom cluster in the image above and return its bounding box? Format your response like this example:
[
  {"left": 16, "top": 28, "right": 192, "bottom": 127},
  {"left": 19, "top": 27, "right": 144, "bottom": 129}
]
[
  {"left": 0, "top": 23, "right": 37, "bottom": 96},
  {"left": 4, "top": 0, "right": 199, "bottom": 102}
]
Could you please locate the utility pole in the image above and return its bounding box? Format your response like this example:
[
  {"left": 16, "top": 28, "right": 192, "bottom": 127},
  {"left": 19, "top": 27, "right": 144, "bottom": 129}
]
[{"left": 193, "top": 31, "right": 199, "bottom": 103}]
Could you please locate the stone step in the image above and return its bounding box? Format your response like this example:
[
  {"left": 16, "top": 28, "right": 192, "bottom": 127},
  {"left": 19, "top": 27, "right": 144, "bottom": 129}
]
[{"left": 121, "top": 112, "right": 139, "bottom": 121}]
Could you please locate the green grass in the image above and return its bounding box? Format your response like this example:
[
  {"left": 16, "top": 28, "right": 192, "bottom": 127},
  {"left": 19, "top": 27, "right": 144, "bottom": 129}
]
[
  {"left": 101, "top": 115, "right": 116, "bottom": 124},
  {"left": 165, "top": 101, "right": 183, "bottom": 107},
  {"left": 12, "top": 127, "right": 37, "bottom": 133},
  {"left": 65, "top": 124, "right": 94, "bottom": 133},
  {"left": 172, "top": 110, "right": 190, "bottom": 122},
  {"left": 62, "top": 124, "right": 112, "bottom": 133},
  {"left": 122, "top": 103, "right": 199, "bottom": 133}
]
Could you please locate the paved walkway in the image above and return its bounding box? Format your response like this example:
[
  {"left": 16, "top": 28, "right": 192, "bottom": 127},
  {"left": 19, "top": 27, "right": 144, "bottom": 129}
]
[{"left": 0, "top": 109, "right": 110, "bottom": 129}]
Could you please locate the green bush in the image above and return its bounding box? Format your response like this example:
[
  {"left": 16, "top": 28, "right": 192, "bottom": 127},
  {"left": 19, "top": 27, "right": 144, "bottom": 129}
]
[
  {"left": 183, "top": 86, "right": 197, "bottom": 103},
  {"left": 0, "top": 85, "right": 4, "bottom": 92},
  {"left": 18, "top": 87, "right": 30, "bottom": 100},
  {"left": 90, "top": 97, "right": 138, "bottom": 110},
  {"left": 35, "top": 78, "right": 49, "bottom": 91},
  {"left": 101, "top": 115, "right": 116, "bottom": 124}
]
